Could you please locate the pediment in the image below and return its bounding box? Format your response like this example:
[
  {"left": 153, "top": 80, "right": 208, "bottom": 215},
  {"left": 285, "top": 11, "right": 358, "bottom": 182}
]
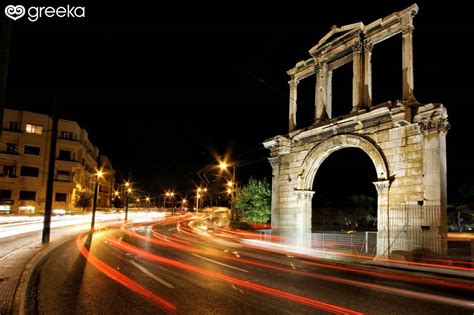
[{"left": 309, "top": 22, "right": 364, "bottom": 54}]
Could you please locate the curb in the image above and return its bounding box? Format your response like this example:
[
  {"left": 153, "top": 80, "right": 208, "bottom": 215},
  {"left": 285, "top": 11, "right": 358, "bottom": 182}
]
[{"left": 12, "top": 234, "right": 80, "bottom": 315}]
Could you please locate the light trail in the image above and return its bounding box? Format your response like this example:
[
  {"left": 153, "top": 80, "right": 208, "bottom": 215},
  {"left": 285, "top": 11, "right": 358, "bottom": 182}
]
[
  {"left": 76, "top": 232, "right": 176, "bottom": 312},
  {"left": 104, "top": 234, "right": 363, "bottom": 315},
  {"left": 127, "top": 220, "right": 474, "bottom": 293}
]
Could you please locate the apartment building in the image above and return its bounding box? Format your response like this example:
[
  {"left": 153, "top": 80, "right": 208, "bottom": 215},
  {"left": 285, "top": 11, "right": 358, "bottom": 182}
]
[{"left": 0, "top": 109, "right": 115, "bottom": 214}]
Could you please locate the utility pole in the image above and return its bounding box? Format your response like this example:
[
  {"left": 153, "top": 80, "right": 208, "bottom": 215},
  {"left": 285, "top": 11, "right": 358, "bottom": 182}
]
[
  {"left": 125, "top": 189, "right": 129, "bottom": 221},
  {"left": 125, "top": 165, "right": 131, "bottom": 221},
  {"left": 231, "top": 165, "right": 236, "bottom": 221},
  {"left": 0, "top": 12, "right": 13, "bottom": 135},
  {"left": 42, "top": 110, "right": 58, "bottom": 244},
  {"left": 91, "top": 154, "right": 101, "bottom": 230}
]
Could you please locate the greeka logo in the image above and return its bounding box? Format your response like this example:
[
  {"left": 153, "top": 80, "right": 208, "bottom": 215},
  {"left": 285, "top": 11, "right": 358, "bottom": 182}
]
[
  {"left": 4, "top": 5, "right": 25, "bottom": 20},
  {"left": 4, "top": 4, "right": 85, "bottom": 22}
]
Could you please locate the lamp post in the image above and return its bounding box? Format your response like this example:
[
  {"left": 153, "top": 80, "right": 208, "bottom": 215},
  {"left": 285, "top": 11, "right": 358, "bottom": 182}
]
[
  {"left": 219, "top": 161, "right": 237, "bottom": 221},
  {"left": 91, "top": 169, "right": 104, "bottom": 230},
  {"left": 146, "top": 196, "right": 150, "bottom": 209},
  {"left": 196, "top": 188, "right": 201, "bottom": 213},
  {"left": 125, "top": 182, "right": 131, "bottom": 221}
]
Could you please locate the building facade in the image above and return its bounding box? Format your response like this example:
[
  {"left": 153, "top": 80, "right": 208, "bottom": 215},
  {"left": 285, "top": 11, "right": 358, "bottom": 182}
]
[{"left": 0, "top": 109, "right": 115, "bottom": 214}]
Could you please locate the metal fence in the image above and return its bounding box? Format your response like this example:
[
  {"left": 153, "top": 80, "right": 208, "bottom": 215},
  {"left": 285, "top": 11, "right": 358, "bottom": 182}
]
[
  {"left": 311, "top": 232, "right": 377, "bottom": 255},
  {"left": 255, "top": 230, "right": 377, "bottom": 255}
]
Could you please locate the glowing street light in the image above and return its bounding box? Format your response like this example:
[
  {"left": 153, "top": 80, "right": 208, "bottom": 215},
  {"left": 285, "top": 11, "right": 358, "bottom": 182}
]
[
  {"left": 125, "top": 181, "right": 132, "bottom": 221},
  {"left": 219, "top": 161, "right": 228, "bottom": 170},
  {"left": 218, "top": 159, "right": 237, "bottom": 220}
]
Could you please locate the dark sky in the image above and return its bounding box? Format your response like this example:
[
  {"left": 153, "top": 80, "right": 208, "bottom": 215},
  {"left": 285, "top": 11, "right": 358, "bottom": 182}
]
[{"left": 3, "top": 1, "right": 474, "bottom": 201}]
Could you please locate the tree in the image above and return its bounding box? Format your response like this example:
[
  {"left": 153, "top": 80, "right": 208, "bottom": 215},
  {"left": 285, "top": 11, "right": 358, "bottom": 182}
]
[
  {"left": 235, "top": 178, "right": 271, "bottom": 223},
  {"left": 454, "top": 184, "right": 474, "bottom": 231},
  {"left": 76, "top": 191, "right": 93, "bottom": 212}
]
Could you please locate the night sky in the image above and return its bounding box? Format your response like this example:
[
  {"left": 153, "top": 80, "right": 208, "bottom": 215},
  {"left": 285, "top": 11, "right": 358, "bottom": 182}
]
[{"left": 3, "top": 1, "right": 474, "bottom": 201}]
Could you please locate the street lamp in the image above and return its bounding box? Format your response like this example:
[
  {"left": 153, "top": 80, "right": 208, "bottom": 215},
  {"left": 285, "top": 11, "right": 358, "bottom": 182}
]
[
  {"left": 146, "top": 196, "right": 150, "bottom": 209},
  {"left": 218, "top": 160, "right": 237, "bottom": 221},
  {"left": 125, "top": 184, "right": 132, "bottom": 221},
  {"left": 91, "top": 168, "right": 104, "bottom": 230}
]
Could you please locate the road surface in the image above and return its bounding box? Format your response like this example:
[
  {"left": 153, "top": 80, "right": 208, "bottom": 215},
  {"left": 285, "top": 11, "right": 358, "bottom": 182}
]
[{"left": 25, "top": 214, "right": 473, "bottom": 314}]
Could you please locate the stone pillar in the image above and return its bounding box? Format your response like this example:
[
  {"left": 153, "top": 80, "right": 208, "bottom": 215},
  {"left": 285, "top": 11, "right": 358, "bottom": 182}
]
[
  {"left": 288, "top": 79, "right": 299, "bottom": 132},
  {"left": 352, "top": 41, "right": 363, "bottom": 112},
  {"left": 315, "top": 63, "right": 327, "bottom": 123},
  {"left": 373, "top": 180, "right": 390, "bottom": 257},
  {"left": 419, "top": 115, "right": 450, "bottom": 254},
  {"left": 363, "top": 41, "right": 373, "bottom": 108},
  {"left": 269, "top": 157, "right": 280, "bottom": 230},
  {"left": 326, "top": 70, "right": 333, "bottom": 119},
  {"left": 295, "top": 189, "right": 314, "bottom": 248},
  {"left": 402, "top": 24, "right": 415, "bottom": 100}
]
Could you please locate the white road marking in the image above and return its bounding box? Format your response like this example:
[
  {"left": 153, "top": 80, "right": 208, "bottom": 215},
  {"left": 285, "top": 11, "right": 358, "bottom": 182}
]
[
  {"left": 129, "top": 260, "right": 174, "bottom": 289},
  {"left": 192, "top": 254, "right": 249, "bottom": 273}
]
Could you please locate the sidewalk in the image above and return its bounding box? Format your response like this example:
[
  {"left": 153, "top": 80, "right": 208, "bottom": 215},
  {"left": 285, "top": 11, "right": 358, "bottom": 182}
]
[{"left": 0, "top": 230, "right": 78, "bottom": 314}]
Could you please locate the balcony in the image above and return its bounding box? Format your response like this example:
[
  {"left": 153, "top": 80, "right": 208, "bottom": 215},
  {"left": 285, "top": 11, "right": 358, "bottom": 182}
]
[
  {"left": 57, "top": 157, "right": 79, "bottom": 163},
  {"left": 0, "top": 173, "right": 17, "bottom": 178},
  {"left": 2, "top": 127, "right": 22, "bottom": 134},
  {"left": 0, "top": 151, "right": 19, "bottom": 156},
  {"left": 58, "top": 135, "right": 79, "bottom": 142},
  {"left": 55, "top": 174, "right": 72, "bottom": 182}
]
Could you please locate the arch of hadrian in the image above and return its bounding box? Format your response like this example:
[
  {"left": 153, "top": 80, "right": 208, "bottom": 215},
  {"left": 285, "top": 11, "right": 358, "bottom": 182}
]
[{"left": 263, "top": 4, "right": 449, "bottom": 256}]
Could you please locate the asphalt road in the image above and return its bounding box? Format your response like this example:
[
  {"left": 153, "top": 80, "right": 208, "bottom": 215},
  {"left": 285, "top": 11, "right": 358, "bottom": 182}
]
[{"left": 25, "top": 214, "right": 474, "bottom": 314}]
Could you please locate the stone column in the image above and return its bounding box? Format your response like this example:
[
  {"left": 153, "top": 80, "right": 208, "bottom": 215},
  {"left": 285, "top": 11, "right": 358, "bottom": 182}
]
[
  {"left": 295, "top": 189, "right": 314, "bottom": 248},
  {"left": 373, "top": 180, "right": 390, "bottom": 257},
  {"left": 269, "top": 157, "right": 280, "bottom": 230},
  {"left": 363, "top": 41, "right": 373, "bottom": 108},
  {"left": 315, "top": 63, "right": 327, "bottom": 123},
  {"left": 402, "top": 24, "right": 415, "bottom": 100},
  {"left": 326, "top": 70, "right": 333, "bottom": 119},
  {"left": 352, "top": 41, "right": 363, "bottom": 112},
  {"left": 288, "top": 79, "right": 299, "bottom": 132},
  {"left": 419, "top": 115, "right": 450, "bottom": 254}
]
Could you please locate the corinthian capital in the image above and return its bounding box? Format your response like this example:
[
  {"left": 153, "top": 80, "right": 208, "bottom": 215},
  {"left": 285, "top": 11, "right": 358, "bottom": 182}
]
[
  {"left": 373, "top": 180, "right": 390, "bottom": 193},
  {"left": 288, "top": 79, "right": 299, "bottom": 88},
  {"left": 402, "top": 24, "right": 415, "bottom": 35}
]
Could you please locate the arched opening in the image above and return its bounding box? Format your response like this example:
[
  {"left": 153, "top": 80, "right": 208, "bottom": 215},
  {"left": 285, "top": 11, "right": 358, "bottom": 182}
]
[{"left": 311, "top": 147, "right": 378, "bottom": 232}]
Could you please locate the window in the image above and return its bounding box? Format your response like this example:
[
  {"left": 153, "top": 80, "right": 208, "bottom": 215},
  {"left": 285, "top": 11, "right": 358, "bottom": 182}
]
[
  {"left": 24, "top": 145, "right": 40, "bottom": 155},
  {"left": 6, "top": 143, "right": 18, "bottom": 154},
  {"left": 25, "top": 124, "right": 43, "bottom": 135},
  {"left": 56, "top": 170, "right": 70, "bottom": 181},
  {"left": 3, "top": 166, "right": 14, "bottom": 177},
  {"left": 60, "top": 131, "right": 74, "bottom": 140},
  {"left": 20, "top": 166, "right": 39, "bottom": 177},
  {"left": 55, "top": 193, "right": 67, "bottom": 202},
  {"left": 19, "top": 191, "right": 36, "bottom": 200},
  {"left": 8, "top": 121, "right": 19, "bottom": 131},
  {"left": 58, "top": 149, "right": 71, "bottom": 161},
  {"left": 0, "top": 190, "right": 12, "bottom": 199}
]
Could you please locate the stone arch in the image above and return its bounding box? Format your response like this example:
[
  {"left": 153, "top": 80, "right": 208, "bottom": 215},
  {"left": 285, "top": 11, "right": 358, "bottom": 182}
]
[{"left": 300, "top": 134, "right": 389, "bottom": 190}]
